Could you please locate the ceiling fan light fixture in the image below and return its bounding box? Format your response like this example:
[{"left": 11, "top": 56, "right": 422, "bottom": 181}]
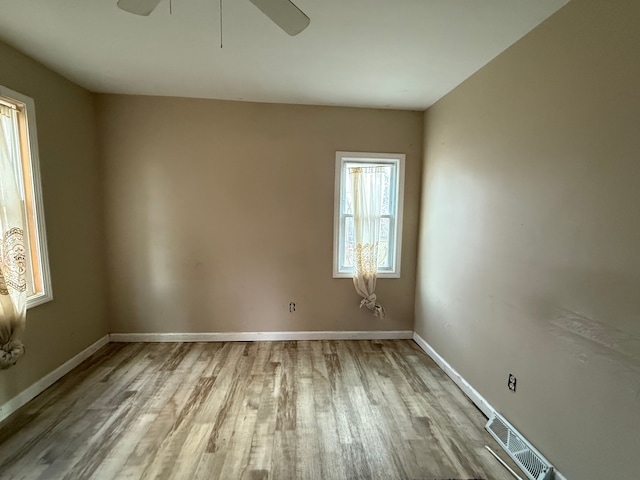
[
  {"left": 116, "top": 0, "right": 310, "bottom": 36},
  {"left": 249, "top": 0, "right": 310, "bottom": 36},
  {"left": 117, "top": 0, "right": 162, "bottom": 16}
]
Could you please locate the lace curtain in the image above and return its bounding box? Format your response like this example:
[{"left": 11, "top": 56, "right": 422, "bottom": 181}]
[
  {"left": 350, "top": 166, "right": 385, "bottom": 318},
  {"left": 0, "top": 104, "right": 27, "bottom": 369}
]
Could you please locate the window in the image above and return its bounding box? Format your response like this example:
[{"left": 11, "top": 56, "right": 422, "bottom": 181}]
[
  {"left": 0, "top": 85, "right": 52, "bottom": 308},
  {"left": 333, "top": 151, "right": 405, "bottom": 278}
]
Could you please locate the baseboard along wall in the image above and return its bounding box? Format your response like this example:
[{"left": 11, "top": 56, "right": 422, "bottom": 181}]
[
  {"left": 0, "top": 329, "right": 565, "bottom": 479},
  {"left": 0, "top": 335, "right": 109, "bottom": 424},
  {"left": 412, "top": 332, "right": 566, "bottom": 480},
  {"left": 412, "top": 331, "right": 495, "bottom": 418},
  {"left": 109, "top": 330, "right": 414, "bottom": 342}
]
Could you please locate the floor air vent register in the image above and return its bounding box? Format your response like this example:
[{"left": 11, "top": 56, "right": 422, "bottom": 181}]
[{"left": 485, "top": 412, "right": 554, "bottom": 480}]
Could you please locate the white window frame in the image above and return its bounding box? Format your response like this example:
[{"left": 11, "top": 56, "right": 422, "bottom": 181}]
[
  {"left": 333, "top": 151, "right": 405, "bottom": 279},
  {"left": 0, "top": 85, "right": 53, "bottom": 309}
]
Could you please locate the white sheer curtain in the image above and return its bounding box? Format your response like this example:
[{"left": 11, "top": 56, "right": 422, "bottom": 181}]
[
  {"left": 0, "top": 104, "right": 27, "bottom": 369},
  {"left": 350, "top": 166, "right": 385, "bottom": 318}
]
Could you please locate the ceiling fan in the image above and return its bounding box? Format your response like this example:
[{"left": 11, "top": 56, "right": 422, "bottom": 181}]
[{"left": 117, "top": 0, "right": 310, "bottom": 36}]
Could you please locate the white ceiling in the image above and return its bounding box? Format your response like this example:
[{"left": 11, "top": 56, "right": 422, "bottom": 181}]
[{"left": 0, "top": 0, "right": 568, "bottom": 110}]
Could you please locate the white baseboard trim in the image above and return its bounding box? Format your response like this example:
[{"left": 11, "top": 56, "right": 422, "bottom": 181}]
[
  {"left": 1, "top": 329, "right": 565, "bottom": 480},
  {"left": 110, "top": 330, "right": 414, "bottom": 343},
  {"left": 412, "top": 332, "right": 566, "bottom": 480},
  {"left": 0, "top": 334, "right": 109, "bottom": 424},
  {"left": 412, "top": 331, "right": 495, "bottom": 418}
]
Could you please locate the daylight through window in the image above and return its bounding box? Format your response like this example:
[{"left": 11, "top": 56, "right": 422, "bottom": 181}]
[
  {"left": 333, "top": 151, "right": 405, "bottom": 278},
  {"left": 0, "top": 85, "right": 52, "bottom": 308}
]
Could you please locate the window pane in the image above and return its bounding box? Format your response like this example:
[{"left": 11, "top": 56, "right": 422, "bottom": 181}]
[
  {"left": 377, "top": 217, "right": 390, "bottom": 268},
  {"left": 0, "top": 110, "right": 23, "bottom": 190},
  {"left": 1, "top": 87, "right": 53, "bottom": 307},
  {"left": 344, "top": 163, "right": 368, "bottom": 215},
  {"left": 345, "top": 162, "right": 392, "bottom": 215},
  {"left": 343, "top": 215, "right": 355, "bottom": 268},
  {"left": 334, "top": 152, "right": 404, "bottom": 278},
  {"left": 344, "top": 167, "right": 353, "bottom": 215},
  {"left": 380, "top": 166, "right": 392, "bottom": 215}
]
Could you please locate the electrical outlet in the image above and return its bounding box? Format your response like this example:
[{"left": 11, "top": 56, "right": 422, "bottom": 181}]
[
  {"left": 289, "top": 302, "right": 296, "bottom": 313},
  {"left": 508, "top": 374, "right": 517, "bottom": 392}
]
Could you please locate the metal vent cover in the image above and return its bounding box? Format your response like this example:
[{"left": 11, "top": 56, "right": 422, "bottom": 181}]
[{"left": 486, "top": 412, "right": 553, "bottom": 480}]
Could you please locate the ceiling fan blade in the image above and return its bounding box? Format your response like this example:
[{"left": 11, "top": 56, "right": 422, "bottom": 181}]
[
  {"left": 249, "top": 0, "right": 310, "bottom": 36},
  {"left": 117, "top": 0, "right": 162, "bottom": 16}
]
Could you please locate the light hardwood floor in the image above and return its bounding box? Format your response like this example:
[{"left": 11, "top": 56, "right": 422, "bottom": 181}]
[{"left": 0, "top": 340, "right": 518, "bottom": 480}]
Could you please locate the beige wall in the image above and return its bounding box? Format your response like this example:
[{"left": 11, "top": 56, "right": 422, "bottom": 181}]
[
  {"left": 97, "top": 95, "right": 422, "bottom": 334},
  {"left": 0, "top": 41, "right": 109, "bottom": 404},
  {"left": 415, "top": 0, "right": 640, "bottom": 478}
]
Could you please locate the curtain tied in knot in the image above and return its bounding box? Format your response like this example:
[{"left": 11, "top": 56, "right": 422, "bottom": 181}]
[
  {"left": 0, "top": 341, "right": 25, "bottom": 370},
  {"left": 358, "top": 293, "right": 385, "bottom": 318}
]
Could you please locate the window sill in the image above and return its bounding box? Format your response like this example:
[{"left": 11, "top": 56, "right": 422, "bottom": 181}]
[
  {"left": 27, "top": 291, "right": 54, "bottom": 310},
  {"left": 333, "top": 271, "right": 401, "bottom": 279}
]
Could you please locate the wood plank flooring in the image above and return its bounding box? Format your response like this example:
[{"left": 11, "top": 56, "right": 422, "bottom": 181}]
[{"left": 0, "top": 340, "right": 518, "bottom": 480}]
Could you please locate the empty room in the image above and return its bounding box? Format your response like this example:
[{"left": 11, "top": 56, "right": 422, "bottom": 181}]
[{"left": 0, "top": 0, "right": 638, "bottom": 479}]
